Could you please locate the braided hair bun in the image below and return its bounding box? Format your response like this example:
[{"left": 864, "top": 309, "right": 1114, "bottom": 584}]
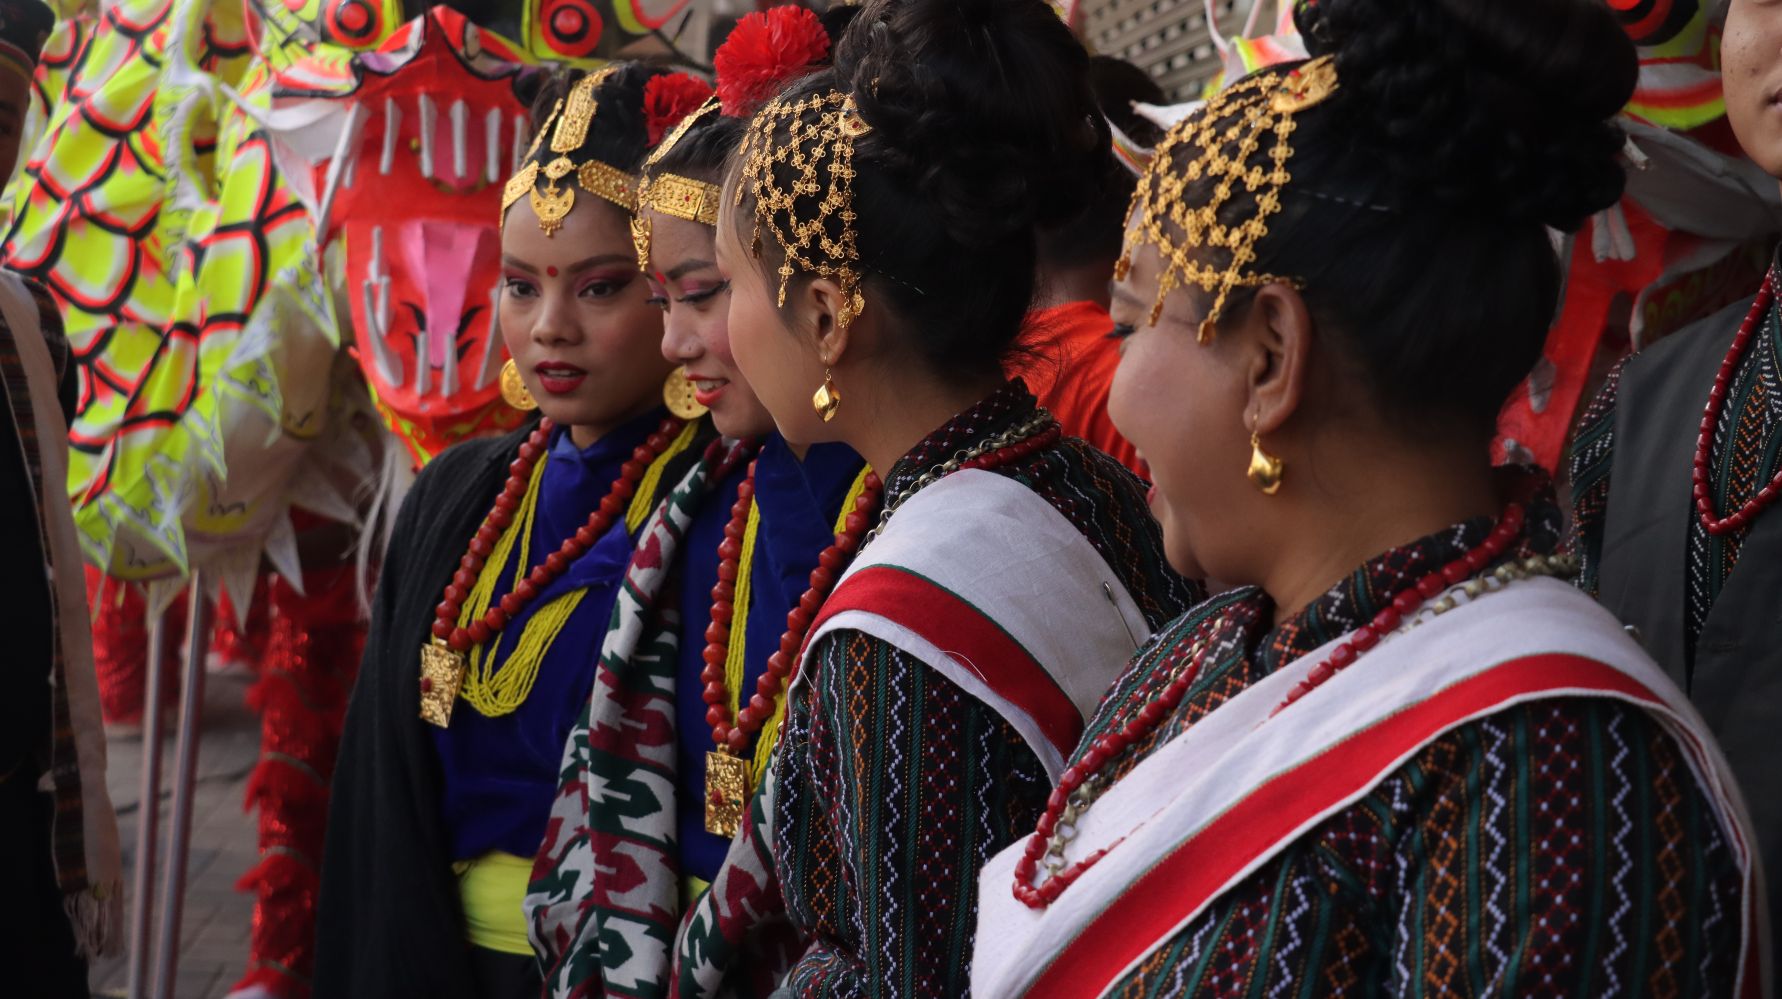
[
  {"left": 731, "top": 0, "right": 1107, "bottom": 378},
  {"left": 837, "top": 0, "right": 1107, "bottom": 251},
  {"left": 1298, "top": 0, "right": 1637, "bottom": 232}
]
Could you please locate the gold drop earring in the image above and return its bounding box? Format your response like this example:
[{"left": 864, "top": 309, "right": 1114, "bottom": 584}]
[
  {"left": 1247, "top": 421, "right": 1283, "bottom": 495},
  {"left": 812, "top": 367, "right": 840, "bottom": 422}
]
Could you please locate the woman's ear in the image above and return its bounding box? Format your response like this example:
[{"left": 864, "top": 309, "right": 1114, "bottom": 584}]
[
  {"left": 802, "top": 276, "right": 852, "bottom": 366},
  {"left": 1242, "top": 282, "right": 1313, "bottom": 436}
]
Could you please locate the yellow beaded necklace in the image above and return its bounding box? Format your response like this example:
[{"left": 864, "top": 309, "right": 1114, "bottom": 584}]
[
  {"left": 718, "top": 465, "right": 876, "bottom": 786},
  {"left": 453, "top": 421, "right": 700, "bottom": 717}
]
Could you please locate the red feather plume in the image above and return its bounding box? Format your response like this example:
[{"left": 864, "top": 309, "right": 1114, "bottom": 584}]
[
  {"left": 644, "top": 72, "right": 716, "bottom": 147},
  {"left": 714, "top": 5, "right": 832, "bottom": 118}
]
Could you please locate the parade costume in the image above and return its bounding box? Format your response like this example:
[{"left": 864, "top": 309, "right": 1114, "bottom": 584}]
[
  {"left": 666, "top": 27, "right": 1201, "bottom": 983},
  {"left": 1571, "top": 261, "right": 1782, "bottom": 960},
  {"left": 317, "top": 64, "right": 718, "bottom": 998},
  {"left": 975, "top": 507, "right": 1763, "bottom": 998},
  {"left": 675, "top": 385, "right": 1198, "bottom": 998},
  {"left": 672, "top": 439, "right": 869, "bottom": 882},
  {"left": 970, "top": 55, "right": 1764, "bottom": 999},
  {"left": 523, "top": 432, "right": 872, "bottom": 998},
  {"left": 317, "top": 413, "right": 725, "bottom": 998},
  {"left": 520, "top": 16, "right": 882, "bottom": 997}
]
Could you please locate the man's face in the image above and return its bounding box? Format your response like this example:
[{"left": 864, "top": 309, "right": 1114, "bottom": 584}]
[{"left": 1724, "top": 0, "right": 1782, "bottom": 178}]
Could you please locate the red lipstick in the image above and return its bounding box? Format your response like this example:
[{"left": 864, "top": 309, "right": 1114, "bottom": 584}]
[{"left": 535, "top": 361, "right": 587, "bottom": 395}]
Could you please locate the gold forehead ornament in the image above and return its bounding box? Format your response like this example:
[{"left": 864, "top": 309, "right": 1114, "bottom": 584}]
[
  {"left": 501, "top": 66, "right": 640, "bottom": 237},
  {"left": 632, "top": 96, "right": 723, "bottom": 270}
]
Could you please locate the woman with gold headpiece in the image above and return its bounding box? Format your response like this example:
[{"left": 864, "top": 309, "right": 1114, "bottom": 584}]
[
  {"left": 315, "top": 63, "right": 718, "bottom": 999},
  {"left": 520, "top": 8, "right": 874, "bottom": 997},
  {"left": 683, "top": 0, "right": 1200, "bottom": 993},
  {"left": 970, "top": 1, "right": 1764, "bottom": 995}
]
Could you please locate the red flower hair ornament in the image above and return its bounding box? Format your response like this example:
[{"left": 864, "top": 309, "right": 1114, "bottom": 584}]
[
  {"left": 644, "top": 72, "right": 717, "bottom": 147},
  {"left": 714, "top": 5, "right": 832, "bottom": 117}
]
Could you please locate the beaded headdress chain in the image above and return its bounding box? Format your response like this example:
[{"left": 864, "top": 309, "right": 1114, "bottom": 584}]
[
  {"left": 734, "top": 89, "right": 873, "bottom": 333},
  {"left": 501, "top": 66, "right": 638, "bottom": 237},
  {"left": 1116, "top": 56, "right": 1339, "bottom": 342}
]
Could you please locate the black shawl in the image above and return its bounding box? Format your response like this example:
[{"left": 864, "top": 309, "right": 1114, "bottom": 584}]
[{"left": 314, "top": 416, "right": 714, "bottom": 998}]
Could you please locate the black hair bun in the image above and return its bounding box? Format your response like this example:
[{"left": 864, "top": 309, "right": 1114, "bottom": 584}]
[
  {"left": 836, "top": 0, "right": 1108, "bottom": 249},
  {"left": 1296, "top": 0, "right": 1637, "bottom": 232},
  {"left": 1090, "top": 55, "right": 1166, "bottom": 147},
  {"left": 817, "top": 2, "right": 865, "bottom": 48}
]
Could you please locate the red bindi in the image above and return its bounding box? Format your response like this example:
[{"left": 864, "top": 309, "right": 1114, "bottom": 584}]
[{"left": 546, "top": 266, "right": 559, "bottom": 277}]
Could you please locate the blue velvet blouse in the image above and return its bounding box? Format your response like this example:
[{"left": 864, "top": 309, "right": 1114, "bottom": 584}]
[{"left": 431, "top": 409, "right": 663, "bottom": 862}]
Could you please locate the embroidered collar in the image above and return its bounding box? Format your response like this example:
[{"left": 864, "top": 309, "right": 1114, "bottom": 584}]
[{"left": 884, "top": 378, "right": 1039, "bottom": 498}]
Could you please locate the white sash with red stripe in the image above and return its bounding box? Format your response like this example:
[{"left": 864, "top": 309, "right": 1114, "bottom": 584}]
[
  {"left": 795, "top": 468, "right": 1153, "bottom": 780},
  {"left": 972, "top": 577, "right": 1769, "bottom": 999}
]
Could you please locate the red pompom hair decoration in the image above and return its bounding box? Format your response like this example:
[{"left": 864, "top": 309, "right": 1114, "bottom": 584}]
[
  {"left": 644, "top": 72, "right": 717, "bottom": 147},
  {"left": 714, "top": 5, "right": 832, "bottom": 117}
]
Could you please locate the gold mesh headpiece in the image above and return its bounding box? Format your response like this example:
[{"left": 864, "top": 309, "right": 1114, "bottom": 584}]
[
  {"left": 735, "top": 89, "right": 872, "bottom": 333},
  {"left": 1116, "top": 56, "right": 1339, "bottom": 342},
  {"left": 631, "top": 96, "right": 723, "bottom": 270},
  {"left": 501, "top": 66, "right": 639, "bottom": 237}
]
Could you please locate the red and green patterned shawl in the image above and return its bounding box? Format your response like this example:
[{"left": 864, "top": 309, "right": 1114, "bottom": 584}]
[{"left": 527, "top": 435, "right": 755, "bottom": 999}]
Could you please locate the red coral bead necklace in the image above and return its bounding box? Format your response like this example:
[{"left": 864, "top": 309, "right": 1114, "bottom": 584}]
[
  {"left": 1011, "top": 503, "right": 1530, "bottom": 908},
  {"left": 700, "top": 462, "right": 884, "bottom": 754},
  {"left": 1693, "top": 275, "right": 1781, "bottom": 535},
  {"left": 697, "top": 460, "right": 883, "bottom": 834},
  {"left": 417, "top": 415, "right": 685, "bottom": 727},
  {"left": 699, "top": 411, "right": 1060, "bottom": 834}
]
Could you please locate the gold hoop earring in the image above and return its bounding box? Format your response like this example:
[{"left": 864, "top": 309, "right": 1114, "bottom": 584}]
[
  {"left": 1247, "top": 432, "right": 1283, "bottom": 495},
  {"left": 500, "top": 358, "right": 538, "bottom": 411},
  {"left": 812, "top": 368, "right": 840, "bottom": 422}
]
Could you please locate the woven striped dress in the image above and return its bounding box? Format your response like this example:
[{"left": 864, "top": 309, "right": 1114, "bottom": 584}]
[
  {"left": 742, "top": 381, "right": 1197, "bottom": 998},
  {"left": 986, "top": 493, "right": 1751, "bottom": 996}
]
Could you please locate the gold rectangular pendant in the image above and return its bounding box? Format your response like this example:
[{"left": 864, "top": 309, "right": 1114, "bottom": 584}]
[
  {"left": 418, "top": 642, "right": 467, "bottom": 728},
  {"left": 704, "top": 751, "right": 750, "bottom": 837}
]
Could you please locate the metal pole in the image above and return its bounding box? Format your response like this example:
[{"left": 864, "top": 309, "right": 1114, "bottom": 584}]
[
  {"left": 150, "top": 575, "right": 210, "bottom": 999},
  {"left": 124, "top": 594, "right": 168, "bottom": 999}
]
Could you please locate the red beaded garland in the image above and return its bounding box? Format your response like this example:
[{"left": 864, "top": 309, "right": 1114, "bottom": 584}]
[
  {"left": 429, "top": 416, "right": 685, "bottom": 654},
  {"left": 1011, "top": 502, "right": 1528, "bottom": 909},
  {"left": 1693, "top": 276, "right": 1781, "bottom": 536},
  {"left": 700, "top": 462, "right": 884, "bottom": 751},
  {"left": 958, "top": 425, "right": 1061, "bottom": 474}
]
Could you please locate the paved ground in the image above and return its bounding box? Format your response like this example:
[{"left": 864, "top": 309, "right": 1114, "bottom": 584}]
[{"left": 88, "top": 671, "right": 261, "bottom": 999}]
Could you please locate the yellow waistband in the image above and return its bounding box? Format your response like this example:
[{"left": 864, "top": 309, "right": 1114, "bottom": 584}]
[
  {"left": 682, "top": 874, "right": 711, "bottom": 911},
  {"left": 454, "top": 851, "right": 535, "bottom": 955}
]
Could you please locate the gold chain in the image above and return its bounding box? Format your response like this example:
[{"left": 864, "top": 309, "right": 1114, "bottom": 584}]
[{"left": 867, "top": 410, "right": 1053, "bottom": 547}]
